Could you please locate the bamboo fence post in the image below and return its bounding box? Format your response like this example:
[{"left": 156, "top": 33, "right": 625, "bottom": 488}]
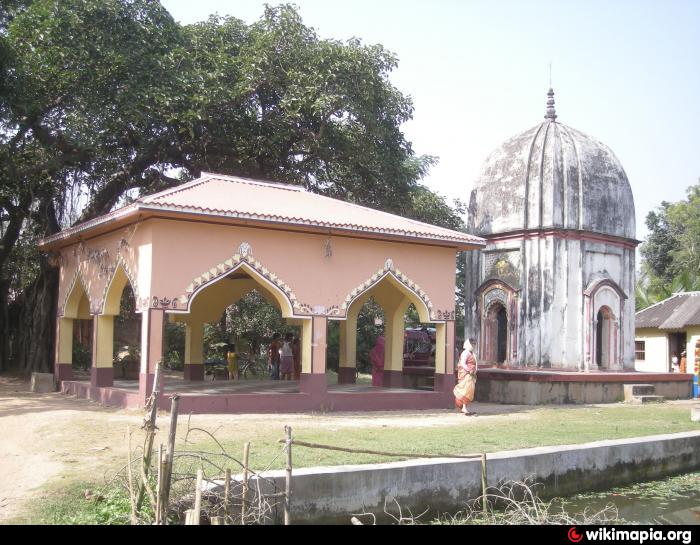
[
  {"left": 155, "top": 444, "right": 163, "bottom": 525},
  {"left": 193, "top": 468, "right": 203, "bottom": 526},
  {"left": 241, "top": 442, "right": 250, "bottom": 525},
  {"left": 136, "top": 361, "right": 163, "bottom": 511},
  {"left": 223, "top": 468, "right": 231, "bottom": 522},
  {"left": 481, "top": 453, "right": 488, "bottom": 516},
  {"left": 126, "top": 425, "right": 137, "bottom": 525},
  {"left": 284, "top": 426, "right": 292, "bottom": 526},
  {"left": 161, "top": 393, "right": 180, "bottom": 523},
  {"left": 184, "top": 510, "right": 197, "bottom": 525},
  {"left": 211, "top": 516, "right": 225, "bottom": 525}
]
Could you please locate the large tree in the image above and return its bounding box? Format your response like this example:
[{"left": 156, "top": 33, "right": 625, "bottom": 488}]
[
  {"left": 637, "top": 180, "right": 700, "bottom": 309},
  {"left": 0, "top": 1, "right": 464, "bottom": 372}
]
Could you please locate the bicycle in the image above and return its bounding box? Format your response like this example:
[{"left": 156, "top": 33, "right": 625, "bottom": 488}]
[{"left": 238, "top": 353, "right": 269, "bottom": 379}]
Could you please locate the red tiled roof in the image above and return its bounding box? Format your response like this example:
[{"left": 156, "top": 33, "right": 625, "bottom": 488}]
[{"left": 39, "top": 173, "right": 485, "bottom": 249}]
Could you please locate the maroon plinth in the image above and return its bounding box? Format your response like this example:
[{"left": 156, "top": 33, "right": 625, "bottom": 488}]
[
  {"left": 184, "top": 364, "right": 205, "bottom": 381},
  {"left": 383, "top": 370, "right": 405, "bottom": 389},
  {"left": 337, "top": 367, "right": 357, "bottom": 384},
  {"left": 139, "top": 372, "right": 156, "bottom": 401},
  {"left": 300, "top": 373, "right": 327, "bottom": 395},
  {"left": 434, "top": 372, "right": 456, "bottom": 395},
  {"left": 55, "top": 363, "right": 73, "bottom": 384},
  {"left": 90, "top": 367, "right": 114, "bottom": 388}
]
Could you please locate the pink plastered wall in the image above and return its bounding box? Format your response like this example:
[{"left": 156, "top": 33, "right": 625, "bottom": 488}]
[
  {"left": 148, "top": 218, "right": 458, "bottom": 321},
  {"left": 56, "top": 223, "right": 153, "bottom": 316}
]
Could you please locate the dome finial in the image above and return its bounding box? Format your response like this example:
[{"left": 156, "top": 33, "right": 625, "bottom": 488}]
[{"left": 545, "top": 87, "right": 557, "bottom": 121}]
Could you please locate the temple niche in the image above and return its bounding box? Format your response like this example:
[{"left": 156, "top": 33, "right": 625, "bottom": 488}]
[{"left": 465, "top": 89, "right": 638, "bottom": 371}]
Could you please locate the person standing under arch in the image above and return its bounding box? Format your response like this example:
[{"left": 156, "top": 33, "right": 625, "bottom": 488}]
[
  {"left": 369, "top": 336, "right": 385, "bottom": 387},
  {"left": 268, "top": 333, "right": 282, "bottom": 380},
  {"left": 280, "top": 333, "right": 294, "bottom": 381}
]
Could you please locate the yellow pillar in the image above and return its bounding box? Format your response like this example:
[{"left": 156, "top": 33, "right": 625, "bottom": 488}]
[
  {"left": 434, "top": 321, "right": 456, "bottom": 398},
  {"left": 383, "top": 298, "right": 409, "bottom": 388},
  {"left": 55, "top": 317, "right": 74, "bottom": 383},
  {"left": 435, "top": 322, "right": 447, "bottom": 375},
  {"left": 338, "top": 311, "right": 359, "bottom": 384},
  {"left": 57, "top": 317, "right": 73, "bottom": 364},
  {"left": 184, "top": 321, "right": 204, "bottom": 380},
  {"left": 91, "top": 315, "right": 114, "bottom": 387}
]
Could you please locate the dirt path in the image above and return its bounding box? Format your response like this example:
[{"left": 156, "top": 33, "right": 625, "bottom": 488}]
[{"left": 0, "top": 375, "right": 534, "bottom": 522}]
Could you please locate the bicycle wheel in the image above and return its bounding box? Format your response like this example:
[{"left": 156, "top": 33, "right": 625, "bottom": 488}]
[{"left": 242, "top": 361, "right": 257, "bottom": 379}]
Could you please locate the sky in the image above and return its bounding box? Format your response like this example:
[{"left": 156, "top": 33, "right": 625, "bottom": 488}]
[{"left": 161, "top": 0, "right": 700, "bottom": 242}]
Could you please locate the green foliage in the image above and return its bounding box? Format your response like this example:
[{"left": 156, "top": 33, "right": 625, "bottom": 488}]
[
  {"left": 29, "top": 482, "right": 134, "bottom": 525},
  {"left": 356, "top": 298, "right": 384, "bottom": 373},
  {"left": 1, "top": 1, "right": 467, "bottom": 371},
  {"left": 72, "top": 342, "right": 91, "bottom": 370},
  {"left": 637, "top": 181, "right": 700, "bottom": 309},
  {"left": 164, "top": 323, "right": 185, "bottom": 370},
  {"left": 326, "top": 320, "right": 340, "bottom": 371}
]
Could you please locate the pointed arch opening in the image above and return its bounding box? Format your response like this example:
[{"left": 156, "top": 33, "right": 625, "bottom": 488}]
[
  {"left": 484, "top": 301, "right": 509, "bottom": 364},
  {"left": 168, "top": 264, "right": 305, "bottom": 384},
  {"left": 99, "top": 263, "right": 142, "bottom": 383},
  {"left": 60, "top": 274, "right": 92, "bottom": 376},
  {"left": 335, "top": 272, "right": 437, "bottom": 390},
  {"left": 180, "top": 261, "right": 296, "bottom": 319},
  {"left": 595, "top": 306, "right": 614, "bottom": 368}
]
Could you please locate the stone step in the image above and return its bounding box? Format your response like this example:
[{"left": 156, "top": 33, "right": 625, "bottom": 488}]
[
  {"left": 623, "top": 384, "right": 656, "bottom": 401},
  {"left": 629, "top": 395, "right": 666, "bottom": 404}
]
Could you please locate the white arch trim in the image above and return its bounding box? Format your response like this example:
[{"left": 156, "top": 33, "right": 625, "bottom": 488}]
[
  {"left": 169, "top": 255, "right": 298, "bottom": 318},
  {"left": 60, "top": 269, "right": 91, "bottom": 318},
  {"left": 99, "top": 257, "right": 139, "bottom": 315},
  {"left": 341, "top": 261, "right": 435, "bottom": 323}
]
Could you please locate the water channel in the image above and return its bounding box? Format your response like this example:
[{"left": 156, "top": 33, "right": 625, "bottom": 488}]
[{"left": 555, "top": 471, "right": 700, "bottom": 524}]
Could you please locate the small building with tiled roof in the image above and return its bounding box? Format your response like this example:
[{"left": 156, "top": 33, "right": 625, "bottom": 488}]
[
  {"left": 38, "top": 173, "right": 485, "bottom": 413},
  {"left": 635, "top": 292, "right": 700, "bottom": 374}
]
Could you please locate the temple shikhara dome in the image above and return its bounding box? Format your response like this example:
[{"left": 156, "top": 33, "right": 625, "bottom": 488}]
[
  {"left": 465, "top": 89, "right": 638, "bottom": 370},
  {"left": 470, "top": 89, "right": 635, "bottom": 240}
]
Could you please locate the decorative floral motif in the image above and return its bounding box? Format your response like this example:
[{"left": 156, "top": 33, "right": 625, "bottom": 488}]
[
  {"left": 97, "top": 256, "right": 139, "bottom": 314},
  {"left": 59, "top": 269, "right": 91, "bottom": 317},
  {"left": 238, "top": 241, "right": 252, "bottom": 256},
  {"left": 149, "top": 296, "right": 178, "bottom": 309},
  {"left": 436, "top": 309, "right": 456, "bottom": 320},
  {"left": 47, "top": 252, "right": 64, "bottom": 268}
]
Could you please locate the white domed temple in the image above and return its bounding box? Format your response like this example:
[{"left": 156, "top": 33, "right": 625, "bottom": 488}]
[{"left": 465, "top": 89, "right": 638, "bottom": 371}]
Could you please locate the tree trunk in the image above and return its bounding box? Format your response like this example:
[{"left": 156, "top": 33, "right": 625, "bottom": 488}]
[
  {"left": 11, "top": 257, "right": 59, "bottom": 375},
  {"left": 0, "top": 281, "right": 11, "bottom": 372}
]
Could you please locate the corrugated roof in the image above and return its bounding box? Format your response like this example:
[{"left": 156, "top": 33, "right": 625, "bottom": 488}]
[
  {"left": 39, "top": 173, "right": 485, "bottom": 249},
  {"left": 636, "top": 292, "right": 700, "bottom": 330}
]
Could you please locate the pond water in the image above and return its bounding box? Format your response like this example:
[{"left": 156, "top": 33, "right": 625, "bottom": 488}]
[{"left": 555, "top": 472, "right": 700, "bottom": 524}]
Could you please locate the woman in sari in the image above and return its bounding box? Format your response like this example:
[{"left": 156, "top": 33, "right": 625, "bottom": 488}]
[
  {"left": 369, "top": 336, "right": 385, "bottom": 387},
  {"left": 454, "top": 339, "right": 478, "bottom": 416}
]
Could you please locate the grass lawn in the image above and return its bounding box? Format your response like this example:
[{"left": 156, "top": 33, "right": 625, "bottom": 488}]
[
  {"left": 182, "top": 403, "right": 700, "bottom": 472},
  {"left": 8, "top": 401, "right": 700, "bottom": 524}
]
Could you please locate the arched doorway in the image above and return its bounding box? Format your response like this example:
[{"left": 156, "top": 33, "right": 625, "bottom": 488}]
[
  {"left": 339, "top": 269, "right": 436, "bottom": 389},
  {"left": 596, "top": 307, "right": 612, "bottom": 368},
  {"left": 485, "top": 302, "right": 508, "bottom": 363},
  {"left": 169, "top": 262, "right": 305, "bottom": 385}
]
